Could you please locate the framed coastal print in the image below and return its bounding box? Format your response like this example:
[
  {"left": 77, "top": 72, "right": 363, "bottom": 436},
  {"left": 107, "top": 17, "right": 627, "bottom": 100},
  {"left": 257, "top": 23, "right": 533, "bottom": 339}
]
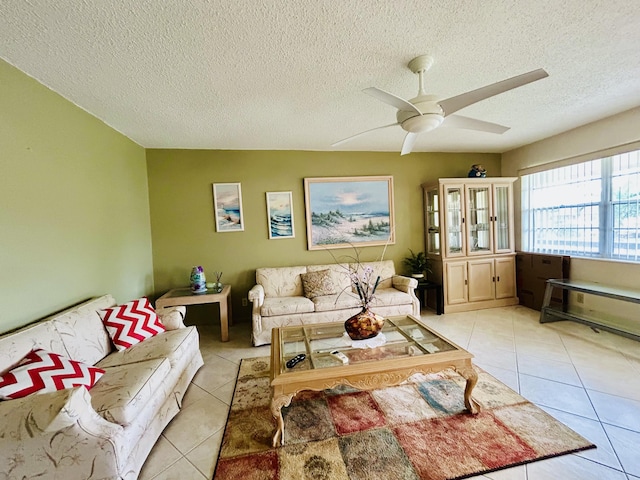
[
  {"left": 266, "top": 191, "right": 295, "bottom": 239},
  {"left": 303, "top": 175, "right": 395, "bottom": 250},
  {"left": 213, "top": 183, "right": 244, "bottom": 232}
]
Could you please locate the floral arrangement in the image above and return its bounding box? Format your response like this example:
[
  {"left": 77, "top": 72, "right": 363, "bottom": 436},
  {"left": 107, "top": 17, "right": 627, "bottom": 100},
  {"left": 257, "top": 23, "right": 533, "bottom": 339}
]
[
  {"left": 349, "top": 265, "right": 380, "bottom": 310},
  {"left": 327, "top": 241, "right": 390, "bottom": 311},
  {"left": 326, "top": 241, "right": 394, "bottom": 340}
]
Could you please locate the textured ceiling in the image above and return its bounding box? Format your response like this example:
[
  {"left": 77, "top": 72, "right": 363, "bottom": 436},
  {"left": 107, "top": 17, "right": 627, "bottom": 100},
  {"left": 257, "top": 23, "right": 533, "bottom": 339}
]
[{"left": 1, "top": 1, "right": 640, "bottom": 153}]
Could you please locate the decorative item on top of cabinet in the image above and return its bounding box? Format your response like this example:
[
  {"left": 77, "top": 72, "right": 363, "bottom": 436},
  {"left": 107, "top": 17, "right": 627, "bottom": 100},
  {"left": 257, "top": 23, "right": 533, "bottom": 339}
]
[
  {"left": 468, "top": 164, "right": 487, "bottom": 178},
  {"left": 422, "top": 178, "right": 519, "bottom": 314}
]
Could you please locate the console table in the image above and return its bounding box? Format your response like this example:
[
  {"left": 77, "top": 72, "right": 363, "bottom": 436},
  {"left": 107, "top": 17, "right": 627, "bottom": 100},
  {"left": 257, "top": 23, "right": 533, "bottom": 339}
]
[
  {"left": 156, "top": 285, "right": 232, "bottom": 341},
  {"left": 540, "top": 279, "right": 640, "bottom": 341}
]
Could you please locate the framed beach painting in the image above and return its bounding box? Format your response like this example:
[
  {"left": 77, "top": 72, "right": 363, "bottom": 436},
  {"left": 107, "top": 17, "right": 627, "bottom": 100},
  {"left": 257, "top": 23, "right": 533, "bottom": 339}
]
[
  {"left": 303, "top": 175, "right": 395, "bottom": 250},
  {"left": 266, "top": 191, "right": 295, "bottom": 239},
  {"left": 213, "top": 183, "right": 244, "bottom": 232}
]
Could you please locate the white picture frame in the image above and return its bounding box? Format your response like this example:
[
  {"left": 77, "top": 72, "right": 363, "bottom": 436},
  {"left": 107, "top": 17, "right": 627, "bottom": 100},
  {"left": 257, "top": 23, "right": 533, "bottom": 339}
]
[
  {"left": 213, "top": 183, "right": 244, "bottom": 232},
  {"left": 266, "top": 191, "right": 295, "bottom": 239}
]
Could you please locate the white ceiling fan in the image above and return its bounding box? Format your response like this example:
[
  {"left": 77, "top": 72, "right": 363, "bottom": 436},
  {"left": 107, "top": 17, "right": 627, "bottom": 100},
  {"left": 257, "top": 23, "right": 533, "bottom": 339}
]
[{"left": 333, "top": 55, "right": 549, "bottom": 155}]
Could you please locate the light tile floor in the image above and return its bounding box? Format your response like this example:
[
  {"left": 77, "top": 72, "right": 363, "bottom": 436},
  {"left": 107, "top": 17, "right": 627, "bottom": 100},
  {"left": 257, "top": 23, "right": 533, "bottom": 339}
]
[{"left": 139, "top": 306, "right": 640, "bottom": 480}]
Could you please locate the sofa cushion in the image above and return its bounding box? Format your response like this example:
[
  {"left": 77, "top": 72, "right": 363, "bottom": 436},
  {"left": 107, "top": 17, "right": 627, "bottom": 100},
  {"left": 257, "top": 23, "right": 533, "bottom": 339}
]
[
  {"left": 260, "top": 296, "right": 315, "bottom": 316},
  {"left": 256, "top": 266, "right": 307, "bottom": 297},
  {"left": 369, "top": 288, "right": 413, "bottom": 307},
  {"left": 52, "top": 295, "right": 117, "bottom": 366},
  {"left": 312, "top": 293, "right": 362, "bottom": 312},
  {"left": 306, "top": 263, "right": 352, "bottom": 292},
  {"left": 301, "top": 270, "right": 337, "bottom": 299},
  {"left": 0, "top": 349, "right": 104, "bottom": 400},
  {"left": 90, "top": 358, "right": 170, "bottom": 426},
  {"left": 99, "top": 298, "right": 166, "bottom": 352},
  {"left": 96, "top": 326, "right": 199, "bottom": 370}
]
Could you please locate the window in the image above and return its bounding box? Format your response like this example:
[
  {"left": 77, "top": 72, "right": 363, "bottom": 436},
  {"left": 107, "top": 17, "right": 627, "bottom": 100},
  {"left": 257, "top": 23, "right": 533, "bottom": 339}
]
[{"left": 521, "top": 149, "right": 640, "bottom": 261}]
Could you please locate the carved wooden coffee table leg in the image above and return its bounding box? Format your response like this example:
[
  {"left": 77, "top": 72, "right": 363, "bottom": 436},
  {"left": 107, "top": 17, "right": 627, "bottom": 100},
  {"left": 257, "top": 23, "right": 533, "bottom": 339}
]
[
  {"left": 457, "top": 364, "right": 481, "bottom": 414},
  {"left": 271, "top": 393, "right": 294, "bottom": 447}
]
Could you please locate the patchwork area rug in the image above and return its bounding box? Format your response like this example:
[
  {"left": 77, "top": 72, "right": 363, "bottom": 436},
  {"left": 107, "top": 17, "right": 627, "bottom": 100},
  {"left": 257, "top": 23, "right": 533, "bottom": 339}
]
[{"left": 213, "top": 357, "right": 595, "bottom": 480}]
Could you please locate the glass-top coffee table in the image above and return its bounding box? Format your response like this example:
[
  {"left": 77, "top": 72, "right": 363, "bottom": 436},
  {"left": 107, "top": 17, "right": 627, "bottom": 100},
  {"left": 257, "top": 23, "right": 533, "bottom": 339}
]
[{"left": 270, "top": 315, "right": 480, "bottom": 447}]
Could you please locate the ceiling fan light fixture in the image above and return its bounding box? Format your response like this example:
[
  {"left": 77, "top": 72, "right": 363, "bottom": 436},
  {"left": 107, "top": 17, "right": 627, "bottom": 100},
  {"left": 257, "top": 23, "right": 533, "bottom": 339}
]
[
  {"left": 333, "top": 54, "right": 548, "bottom": 155},
  {"left": 401, "top": 113, "right": 444, "bottom": 133}
]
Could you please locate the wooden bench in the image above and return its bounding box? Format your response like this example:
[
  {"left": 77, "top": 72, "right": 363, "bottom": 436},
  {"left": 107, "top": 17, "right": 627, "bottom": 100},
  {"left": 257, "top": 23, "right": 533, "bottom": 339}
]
[{"left": 540, "top": 278, "right": 640, "bottom": 341}]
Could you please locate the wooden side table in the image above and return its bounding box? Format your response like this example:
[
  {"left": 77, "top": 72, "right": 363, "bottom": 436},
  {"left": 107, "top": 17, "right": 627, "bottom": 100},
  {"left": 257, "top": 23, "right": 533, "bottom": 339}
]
[
  {"left": 155, "top": 285, "right": 232, "bottom": 341},
  {"left": 415, "top": 280, "right": 443, "bottom": 315}
]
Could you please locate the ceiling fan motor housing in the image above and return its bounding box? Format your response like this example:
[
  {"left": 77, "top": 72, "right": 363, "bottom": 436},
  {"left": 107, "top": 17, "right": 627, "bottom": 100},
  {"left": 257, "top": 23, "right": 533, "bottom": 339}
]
[{"left": 397, "top": 95, "right": 444, "bottom": 133}]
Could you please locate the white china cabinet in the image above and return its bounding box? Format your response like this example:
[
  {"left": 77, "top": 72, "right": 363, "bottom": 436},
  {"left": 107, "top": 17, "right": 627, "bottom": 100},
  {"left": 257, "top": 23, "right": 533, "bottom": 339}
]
[{"left": 422, "top": 178, "right": 518, "bottom": 313}]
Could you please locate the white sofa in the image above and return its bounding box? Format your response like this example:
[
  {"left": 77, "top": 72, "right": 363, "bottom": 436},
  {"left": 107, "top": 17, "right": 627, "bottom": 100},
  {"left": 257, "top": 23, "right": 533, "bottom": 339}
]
[
  {"left": 0, "top": 294, "right": 204, "bottom": 480},
  {"left": 248, "top": 260, "right": 419, "bottom": 346}
]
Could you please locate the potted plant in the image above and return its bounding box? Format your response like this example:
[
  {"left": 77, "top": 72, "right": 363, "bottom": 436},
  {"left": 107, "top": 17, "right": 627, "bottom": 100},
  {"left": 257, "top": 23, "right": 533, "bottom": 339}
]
[{"left": 403, "top": 249, "right": 430, "bottom": 279}]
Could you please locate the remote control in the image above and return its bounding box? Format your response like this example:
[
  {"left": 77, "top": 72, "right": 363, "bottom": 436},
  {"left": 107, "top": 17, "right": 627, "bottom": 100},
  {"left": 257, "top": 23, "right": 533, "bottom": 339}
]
[
  {"left": 410, "top": 328, "right": 424, "bottom": 340},
  {"left": 423, "top": 343, "right": 440, "bottom": 354},
  {"left": 330, "top": 350, "right": 349, "bottom": 364},
  {"left": 286, "top": 353, "right": 306, "bottom": 368}
]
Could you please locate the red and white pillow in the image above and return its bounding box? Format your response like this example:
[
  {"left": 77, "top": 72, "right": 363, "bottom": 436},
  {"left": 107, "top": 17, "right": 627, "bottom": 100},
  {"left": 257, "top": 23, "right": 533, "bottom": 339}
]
[
  {"left": 99, "top": 297, "right": 165, "bottom": 351},
  {"left": 0, "top": 349, "right": 105, "bottom": 400}
]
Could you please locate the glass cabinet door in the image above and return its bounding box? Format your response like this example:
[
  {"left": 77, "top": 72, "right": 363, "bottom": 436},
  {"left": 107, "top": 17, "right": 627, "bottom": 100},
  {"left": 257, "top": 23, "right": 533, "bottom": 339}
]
[
  {"left": 425, "top": 188, "right": 440, "bottom": 255},
  {"left": 493, "top": 183, "right": 513, "bottom": 252},
  {"left": 443, "top": 185, "right": 465, "bottom": 257},
  {"left": 465, "top": 185, "right": 493, "bottom": 255}
]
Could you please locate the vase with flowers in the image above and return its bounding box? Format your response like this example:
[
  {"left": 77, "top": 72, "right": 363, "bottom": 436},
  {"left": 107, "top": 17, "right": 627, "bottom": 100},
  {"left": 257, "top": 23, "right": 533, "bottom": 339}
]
[
  {"left": 343, "top": 264, "right": 386, "bottom": 340},
  {"left": 327, "top": 239, "right": 393, "bottom": 341}
]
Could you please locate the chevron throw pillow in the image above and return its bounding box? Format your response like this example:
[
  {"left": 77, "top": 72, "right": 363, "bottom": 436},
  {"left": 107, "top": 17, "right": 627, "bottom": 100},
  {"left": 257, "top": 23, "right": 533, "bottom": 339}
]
[
  {"left": 0, "top": 349, "right": 105, "bottom": 400},
  {"left": 99, "top": 297, "right": 166, "bottom": 351}
]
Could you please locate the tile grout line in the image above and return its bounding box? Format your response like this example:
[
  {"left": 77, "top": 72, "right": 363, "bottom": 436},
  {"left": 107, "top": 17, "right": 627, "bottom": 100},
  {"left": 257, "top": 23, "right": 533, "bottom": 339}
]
[
  {"left": 154, "top": 381, "right": 224, "bottom": 478},
  {"left": 182, "top": 430, "right": 222, "bottom": 479},
  {"left": 558, "top": 331, "right": 632, "bottom": 477}
]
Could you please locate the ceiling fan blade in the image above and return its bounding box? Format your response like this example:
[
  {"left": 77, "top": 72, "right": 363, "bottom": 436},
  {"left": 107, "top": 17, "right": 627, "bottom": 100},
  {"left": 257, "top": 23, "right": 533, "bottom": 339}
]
[
  {"left": 438, "top": 68, "right": 548, "bottom": 116},
  {"left": 400, "top": 132, "right": 419, "bottom": 156},
  {"left": 363, "top": 87, "right": 423, "bottom": 115},
  {"left": 442, "top": 114, "right": 510, "bottom": 134},
  {"left": 331, "top": 122, "right": 399, "bottom": 147}
]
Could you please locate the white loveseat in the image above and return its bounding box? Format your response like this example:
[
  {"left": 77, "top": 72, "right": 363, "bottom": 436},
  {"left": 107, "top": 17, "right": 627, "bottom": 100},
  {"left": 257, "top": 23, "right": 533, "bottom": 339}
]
[
  {"left": 248, "top": 260, "right": 419, "bottom": 346},
  {"left": 0, "top": 294, "right": 204, "bottom": 480}
]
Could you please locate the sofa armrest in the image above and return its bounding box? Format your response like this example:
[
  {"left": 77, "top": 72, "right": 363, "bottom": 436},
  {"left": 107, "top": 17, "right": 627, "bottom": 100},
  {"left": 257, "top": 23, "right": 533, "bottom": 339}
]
[
  {"left": 392, "top": 275, "right": 418, "bottom": 292},
  {"left": 0, "top": 387, "right": 124, "bottom": 478},
  {"left": 248, "top": 284, "right": 264, "bottom": 307},
  {"left": 0, "top": 386, "right": 123, "bottom": 438},
  {"left": 157, "top": 305, "right": 187, "bottom": 330},
  {"left": 393, "top": 275, "right": 420, "bottom": 317},
  {"left": 248, "top": 285, "right": 265, "bottom": 345}
]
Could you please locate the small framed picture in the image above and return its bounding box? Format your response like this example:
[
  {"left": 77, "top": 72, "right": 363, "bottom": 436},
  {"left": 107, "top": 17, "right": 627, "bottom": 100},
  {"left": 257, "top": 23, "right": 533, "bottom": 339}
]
[
  {"left": 266, "top": 191, "right": 295, "bottom": 239},
  {"left": 213, "top": 183, "right": 244, "bottom": 232}
]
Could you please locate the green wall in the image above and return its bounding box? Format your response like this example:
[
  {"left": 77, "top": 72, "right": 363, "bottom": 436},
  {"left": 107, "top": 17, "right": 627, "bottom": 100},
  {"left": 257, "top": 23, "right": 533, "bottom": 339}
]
[
  {"left": 146, "top": 149, "right": 501, "bottom": 320},
  {"left": 0, "top": 59, "right": 154, "bottom": 333}
]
